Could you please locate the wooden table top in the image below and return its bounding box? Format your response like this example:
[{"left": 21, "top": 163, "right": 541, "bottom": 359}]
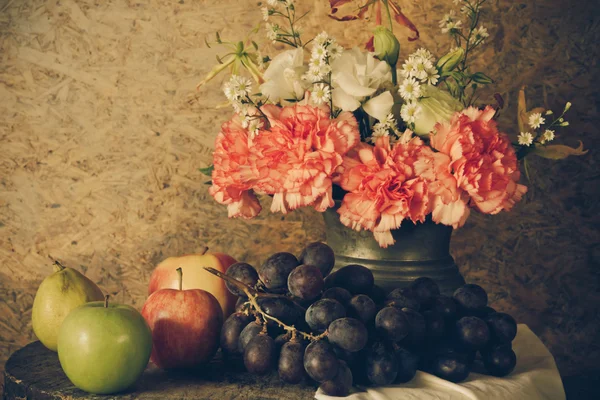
[{"left": 3, "top": 341, "right": 316, "bottom": 400}]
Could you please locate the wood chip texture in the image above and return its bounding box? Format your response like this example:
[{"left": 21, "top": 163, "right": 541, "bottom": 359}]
[{"left": 0, "top": 0, "right": 598, "bottom": 391}]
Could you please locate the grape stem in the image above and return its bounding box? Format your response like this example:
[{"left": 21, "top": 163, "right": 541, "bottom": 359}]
[{"left": 203, "top": 267, "right": 327, "bottom": 342}]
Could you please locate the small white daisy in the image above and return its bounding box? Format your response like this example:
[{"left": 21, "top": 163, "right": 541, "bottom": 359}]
[
  {"left": 398, "top": 77, "right": 422, "bottom": 101},
  {"left": 371, "top": 123, "right": 390, "bottom": 141},
  {"left": 425, "top": 65, "right": 440, "bottom": 85},
  {"left": 311, "top": 83, "right": 331, "bottom": 105},
  {"left": 303, "top": 67, "right": 324, "bottom": 82},
  {"left": 413, "top": 48, "right": 434, "bottom": 62},
  {"left": 261, "top": 7, "right": 270, "bottom": 22},
  {"left": 400, "top": 56, "right": 418, "bottom": 78},
  {"left": 327, "top": 42, "right": 344, "bottom": 60},
  {"left": 518, "top": 132, "right": 534, "bottom": 146},
  {"left": 401, "top": 102, "right": 422, "bottom": 124},
  {"left": 413, "top": 58, "right": 433, "bottom": 81},
  {"left": 314, "top": 31, "right": 330, "bottom": 46},
  {"left": 540, "top": 129, "right": 555, "bottom": 144},
  {"left": 473, "top": 26, "right": 489, "bottom": 43},
  {"left": 311, "top": 45, "right": 328, "bottom": 61},
  {"left": 528, "top": 112, "right": 545, "bottom": 129},
  {"left": 442, "top": 20, "right": 463, "bottom": 34},
  {"left": 308, "top": 56, "right": 326, "bottom": 70},
  {"left": 247, "top": 118, "right": 264, "bottom": 138},
  {"left": 266, "top": 23, "right": 279, "bottom": 41},
  {"left": 232, "top": 75, "right": 253, "bottom": 97}
]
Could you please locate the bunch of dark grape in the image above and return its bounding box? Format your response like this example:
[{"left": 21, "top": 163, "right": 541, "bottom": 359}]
[{"left": 218, "top": 242, "right": 518, "bottom": 397}]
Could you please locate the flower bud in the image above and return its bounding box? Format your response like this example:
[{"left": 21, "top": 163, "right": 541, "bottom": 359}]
[
  {"left": 373, "top": 27, "right": 401, "bottom": 67},
  {"left": 413, "top": 85, "right": 464, "bottom": 136},
  {"left": 437, "top": 47, "right": 465, "bottom": 74}
]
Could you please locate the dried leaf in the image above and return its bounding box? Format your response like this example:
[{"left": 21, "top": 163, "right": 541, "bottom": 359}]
[
  {"left": 389, "top": 1, "right": 420, "bottom": 41},
  {"left": 518, "top": 86, "right": 528, "bottom": 133},
  {"left": 532, "top": 141, "right": 588, "bottom": 160}
]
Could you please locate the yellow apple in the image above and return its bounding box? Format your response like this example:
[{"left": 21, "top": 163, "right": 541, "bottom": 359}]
[{"left": 148, "top": 252, "right": 237, "bottom": 318}]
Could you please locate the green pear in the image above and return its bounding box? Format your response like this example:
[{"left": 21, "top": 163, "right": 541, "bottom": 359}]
[{"left": 32, "top": 261, "right": 104, "bottom": 351}]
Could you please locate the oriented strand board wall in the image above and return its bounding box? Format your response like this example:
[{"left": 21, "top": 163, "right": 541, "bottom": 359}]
[{"left": 0, "top": 0, "right": 598, "bottom": 385}]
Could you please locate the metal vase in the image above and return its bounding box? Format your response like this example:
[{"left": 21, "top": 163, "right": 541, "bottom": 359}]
[{"left": 323, "top": 202, "right": 465, "bottom": 295}]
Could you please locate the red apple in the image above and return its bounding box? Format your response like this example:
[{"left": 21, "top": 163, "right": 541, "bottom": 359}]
[
  {"left": 148, "top": 249, "right": 237, "bottom": 318},
  {"left": 142, "top": 268, "right": 223, "bottom": 369}
]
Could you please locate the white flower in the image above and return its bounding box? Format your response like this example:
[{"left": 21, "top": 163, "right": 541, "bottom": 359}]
[
  {"left": 413, "top": 48, "right": 434, "bottom": 62},
  {"left": 330, "top": 47, "right": 393, "bottom": 119},
  {"left": 398, "top": 77, "right": 421, "bottom": 101},
  {"left": 473, "top": 26, "right": 489, "bottom": 43},
  {"left": 248, "top": 118, "right": 264, "bottom": 138},
  {"left": 425, "top": 65, "right": 440, "bottom": 85},
  {"left": 266, "top": 23, "right": 279, "bottom": 41},
  {"left": 223, "top": 75, "right": 252, "bottom": 103},
  {"left": 401, "top": 101, "right": 422, "bottom": 124},
  {"left": 370, "top": 123, "right": 390, "bottom": 142},
  {"left": 262, "top": 7, "right": 270, "bottom": 21},
  {"left": 311, "top": 45, "right": 328, "bottom": 60},
  {"left": 260, "top": 48, "right": 308, "bottom": 103},
  {"left": 528, "top": 112, "right": 545, "bottom": 129},
  {"left": 267, "top": 0, "right": 277, "bottom": 5},
  {"left": 303, "top": 67, "right": 325, "bottom": 82},
  {"left": 399, "top": 56, "right": 418, "bottom": 78},
  {"left": 442, "top": 20, "right": 463, "bottom": 34},
  {"left": 413, "top": 57, "right": 434, "bottom": 81},
  {"left": 327, "top": 42, "right": 344, "bottom": 60},
  {"left": 540, "top": 129, "right": 555, "bottom": 144},
  {"left": 311, "top": 83, "right": 331, "bottom": 105},
  {"left": 412, "top": 85, "right": 463, "bottom": 136},
  {"left": 314, "top": 31, "right": 330, "bottom": 46},
  {"left": 564, "top": 101, "right": 572, "bottom": 112},
  {"left": 518, "top": 132, "right": 534, "bottom": 146}
]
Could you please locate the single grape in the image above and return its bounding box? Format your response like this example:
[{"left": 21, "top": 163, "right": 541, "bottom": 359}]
[
  {"left": 304, "top": 340, "right": 339, "bottom": 382},
  {"left": 238, "top": 321, "right": 263, "bottom": 353},
  {"left": 482, "top": 344, "right": 517, "bottom": 377},
  {"left": 485, "top": 312, "right": 517, "bottom": 344},
  {"left": 235, "top": 297, "right": 248, "bottom": 312},
  {"left": 423, "top": 310, "right": 446, "bottom": 341},
  {"left": 332, "top": 345, "right": 357, "bottom": 366},
  {"left": 225, "top": 262, "right": 259, "bottom": 297},
  {"left": 386, "top": 288, "right": 420, "bottom": 311},
  {"left": 299, "top": 242, "right": 336, "bottom": 277},
  {"left": 257, "top": 297, "right": 302, "bottom": 326},
  {"left": 347, "top": 294, "right": 377, "bottom": 324},
  {"left": 258, "top": 252, "right": 299, "bottom": 289},
  {"left": 453, "top": 284, "right": 488, "bottom": 311},
  {"left": 278, "top": 340, "right": 307, "bottom": 384},
  {"left": 305, "top": 299, "right": 346, "bottom": 333},
  {"left": 287, "top": 264, "right": 324, "bottom": 301},
  {"left": 368, "top": 285, "right": 387, "bottom": 305},
  {"left": 244, "top": 334, "right": 276, "bottom": 375},
  {"left": 432, "top": 295, "right": 458, "bottom": 322},
  {"left": 375, "top": 307, "right": 409, "bottom": 342},
  {"left": 324, "top": 264, "right": 374, "bottom": 295},
  {"left": 410, "top": 277, "right": 440, "bottom": 308},
  {"left": 402, "top": 308, "right": 427, "bottom": 347},
  {"left": 455, "top": 316, "right": 490, "bottom": 351},
  {"left": 220, "top": 312, "right": 252, "bottom": 355},
  {"left": 328, "top": 318, "right": 368, "bottom": 353},
  {"left": 321, "top": 287, "right": 352, "bottom": 305},
  {"left": 431, "top": 354, "right": 471, "bottom": 383},
  {"left": 366, "top": 341, "right": 398, "bottom": 385},
  {"left": 394, "top": 347, "right": 419, "bottom": 383},
  {"left": 319, "top": 360, "right": 353, "bottom": 397}
]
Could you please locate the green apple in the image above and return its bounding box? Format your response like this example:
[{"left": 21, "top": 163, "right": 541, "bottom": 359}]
[{"left": 57, "top": 296, "right": 152, "bottom": 394}]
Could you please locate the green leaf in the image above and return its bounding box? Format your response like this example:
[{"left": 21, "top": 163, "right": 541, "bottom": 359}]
[
  {"left": 531, "top": 141, "right": 588, "bottom": 160},
  {"left": 199, "top": 165, "right": 214, "bottom": 176},
  {"left": 470, "top": 72, "right": 493, "bottom": 84}
]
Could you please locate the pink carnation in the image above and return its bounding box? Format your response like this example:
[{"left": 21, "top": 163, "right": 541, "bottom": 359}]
[
  {"left": 430, "top": 106, "right": 527, "bottom": 226},
  {"left": 337, "top": 136, "right": 431, "bottom": 248},
  {"left": 209, "top": 117, "right": 262, "bottom": 219},
  {"left": 251, "top": 103, "right": 360, "bottom": 213}
]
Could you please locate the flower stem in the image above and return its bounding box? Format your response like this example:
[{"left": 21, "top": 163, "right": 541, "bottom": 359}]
[{"left": 177, "top": 267, "right": 183, "bottom": 291}]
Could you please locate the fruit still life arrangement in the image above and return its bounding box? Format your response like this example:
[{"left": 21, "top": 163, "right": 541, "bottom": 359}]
[{"left": 31, "top": 243, "right": 519, "bottom": 397}]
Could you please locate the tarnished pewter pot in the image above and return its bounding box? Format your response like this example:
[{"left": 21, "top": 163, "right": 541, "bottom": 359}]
[{"left": 323, "top": 201, "right": 465, "bottom": 295}]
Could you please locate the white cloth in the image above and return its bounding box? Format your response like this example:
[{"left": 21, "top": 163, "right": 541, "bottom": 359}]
[{"left": 315, "top": 325, "right": 565, "bottom": 400}]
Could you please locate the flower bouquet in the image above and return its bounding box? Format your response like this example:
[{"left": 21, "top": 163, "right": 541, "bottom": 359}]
[{"left": 196, "top": 0, "right": 586, "bottom": 248}]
